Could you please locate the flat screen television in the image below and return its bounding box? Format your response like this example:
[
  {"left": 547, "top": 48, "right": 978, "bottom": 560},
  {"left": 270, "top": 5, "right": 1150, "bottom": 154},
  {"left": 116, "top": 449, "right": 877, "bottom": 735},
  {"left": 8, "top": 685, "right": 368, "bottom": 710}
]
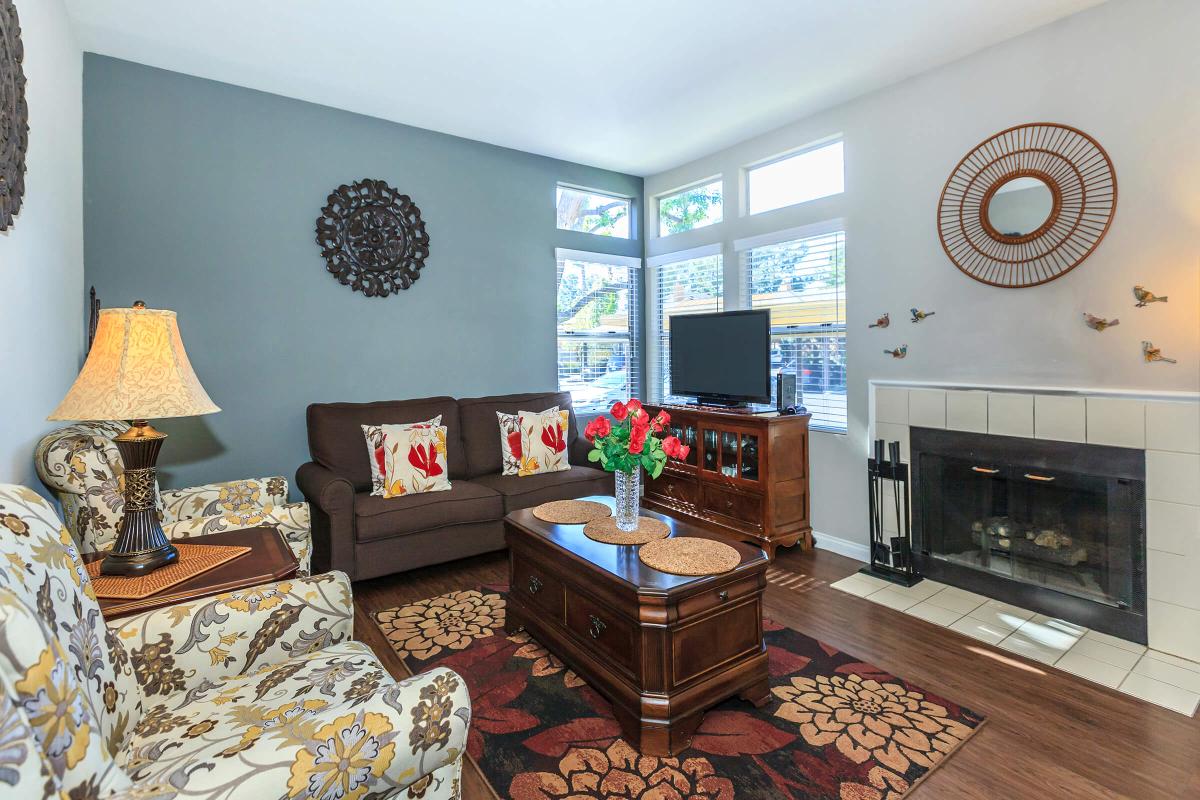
[{"left": 669, "top": 309, "right": 772, "bottom": 406}]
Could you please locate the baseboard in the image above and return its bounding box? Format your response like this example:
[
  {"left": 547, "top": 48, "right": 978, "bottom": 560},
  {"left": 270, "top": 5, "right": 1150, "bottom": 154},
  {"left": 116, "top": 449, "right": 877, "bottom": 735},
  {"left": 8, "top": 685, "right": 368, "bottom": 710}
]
[{"left": 812, "top": 530, "right": 870, "bottom": 564}]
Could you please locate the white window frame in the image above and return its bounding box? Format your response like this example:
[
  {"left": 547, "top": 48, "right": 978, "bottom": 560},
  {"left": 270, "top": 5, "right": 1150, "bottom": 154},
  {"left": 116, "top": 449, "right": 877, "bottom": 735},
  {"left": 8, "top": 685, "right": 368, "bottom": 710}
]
[
  {"left": 556, "top": 183, "right": 634, "bottom": 239},
  {"left": 555, "top": 248, "right": 642, "bottom": 414},
  {"left": 646, "top": 243, "right": 724, "bottom": 402}
]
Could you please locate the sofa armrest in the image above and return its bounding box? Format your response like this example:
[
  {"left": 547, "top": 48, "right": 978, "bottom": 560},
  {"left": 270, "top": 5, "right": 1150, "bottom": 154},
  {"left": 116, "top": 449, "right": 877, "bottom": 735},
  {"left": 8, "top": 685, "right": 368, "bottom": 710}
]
[
  {"left": 107, "top": 571, "right": 354, "bottom": 695},
  {"left": 569, "top": 434, "right": 594, "bottom": 468},
  {"left": 159, "top": 476, "right": 289, "bottom": 523},
  {"left": 296, "top": 461, "right": 357, "bottom": 577},
  {"left": 161, "top": 501, "right": 312, "bottom": 575}
]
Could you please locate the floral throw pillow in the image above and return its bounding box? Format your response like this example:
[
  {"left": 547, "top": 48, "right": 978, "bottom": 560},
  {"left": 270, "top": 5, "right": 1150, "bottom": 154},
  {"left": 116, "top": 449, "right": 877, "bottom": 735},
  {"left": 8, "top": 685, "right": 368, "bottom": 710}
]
[
  {"left": 363, "top": 416, "right": 441, "bottom": 496},
  {"left": 517, "top": 408, "right": 571, "bottom": 477},
  {"left": 497, "top": 407, "right": 557, "bottom": 476},
  {"left": 379, "top": 423, "right": 451, "bottom": 498}
]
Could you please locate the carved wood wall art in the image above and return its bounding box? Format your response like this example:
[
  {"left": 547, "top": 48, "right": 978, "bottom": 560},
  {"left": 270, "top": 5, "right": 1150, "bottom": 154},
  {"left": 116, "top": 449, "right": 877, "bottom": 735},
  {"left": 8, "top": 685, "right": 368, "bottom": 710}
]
[
  {"left": 937, "top": 123, "right": 1116, "bottom": 288},
  {"left": 315, "top": 178, "right": 429, "bottom": 297},
  {"left": 0, "top": 0, "right": 28, "bottom": 231}
]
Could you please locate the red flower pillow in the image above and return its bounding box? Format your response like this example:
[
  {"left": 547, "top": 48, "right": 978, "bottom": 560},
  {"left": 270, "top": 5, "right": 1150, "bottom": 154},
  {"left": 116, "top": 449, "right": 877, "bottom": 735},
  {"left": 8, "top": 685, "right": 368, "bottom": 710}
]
[
  {"left": 517, "top": 408, "right": 571, "bottom": 477},
  {"left": 379, "top": 424, "right": 451, "bottom": 498},
  {"left": 497, "top": 407, "right": 557, "bottom": 476},
  {"left": 362, "top": 416, "right": 441, "bottom": 496}
]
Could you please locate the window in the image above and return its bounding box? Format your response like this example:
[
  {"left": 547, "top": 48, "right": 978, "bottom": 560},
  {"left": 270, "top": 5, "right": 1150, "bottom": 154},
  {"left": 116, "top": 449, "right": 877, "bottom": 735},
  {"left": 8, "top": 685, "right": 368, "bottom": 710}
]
[
  {"left": 556, "top": 250, "right": 639, "bottom": 413},
  {"left": 747, "top": 141, "right": 844, "bottom": 215},
  {"left": 649, "top": 251, "right": 723, "bottom": 402},
  {"left": 556, "top": 185, "right": 632, "bottom": 238},
  {"left": 742, "top": 228, "right": 846, "bottom": 431},
  {"left": 658, "top": 179, "right": 723, "bottom": 237}
]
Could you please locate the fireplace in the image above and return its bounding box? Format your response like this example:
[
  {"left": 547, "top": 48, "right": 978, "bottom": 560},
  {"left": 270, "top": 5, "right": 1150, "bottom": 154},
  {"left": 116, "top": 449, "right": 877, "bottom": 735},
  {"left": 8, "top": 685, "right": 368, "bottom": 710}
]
[{"left": 911, "top": 427, "right": 1147, "bottom": 643}]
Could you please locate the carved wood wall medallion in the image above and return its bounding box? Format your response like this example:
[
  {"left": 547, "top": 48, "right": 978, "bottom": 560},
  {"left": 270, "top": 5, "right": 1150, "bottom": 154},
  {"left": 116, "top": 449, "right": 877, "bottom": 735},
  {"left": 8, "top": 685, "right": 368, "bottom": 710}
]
[
  {"left": 315, "top": 178, "right": 430, "bottom": 297},
  {"left": 0, "top": 0, "right": 28, "bottom": 231},
  {"left": 937, "top": 123, "right": 1116, "bottom": 288}
]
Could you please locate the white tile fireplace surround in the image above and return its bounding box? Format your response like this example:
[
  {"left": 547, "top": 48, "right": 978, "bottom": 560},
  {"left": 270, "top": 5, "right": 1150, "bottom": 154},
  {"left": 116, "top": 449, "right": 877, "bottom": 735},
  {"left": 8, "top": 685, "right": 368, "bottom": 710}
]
[{"left": 853, "top": 381, "right": 1200, "bottom": 713}]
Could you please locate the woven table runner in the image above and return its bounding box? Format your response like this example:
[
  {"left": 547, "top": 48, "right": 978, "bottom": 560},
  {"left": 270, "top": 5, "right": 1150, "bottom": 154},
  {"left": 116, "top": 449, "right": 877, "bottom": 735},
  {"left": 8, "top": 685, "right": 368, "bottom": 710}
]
[
  {"left": 532, "top": 499, "right": 612, "bottom": 524},
  {"left": 583, "top": 515, "right": 671, "bottom": 545},
  {"left": 86, "top": 543, "right": 251, "bottom": 599},
  {"left": 638, "top": 536, "right": 741, "bottom": 575}
]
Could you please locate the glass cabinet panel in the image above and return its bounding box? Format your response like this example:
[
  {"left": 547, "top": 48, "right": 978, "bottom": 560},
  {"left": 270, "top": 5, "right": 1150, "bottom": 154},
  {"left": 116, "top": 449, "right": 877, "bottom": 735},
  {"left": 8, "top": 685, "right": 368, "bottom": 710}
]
[
  {"left": 740, "top": 433, "right": 760, "bottom": 481},
  {"left": 680, "top": 424, "right": 698, "bottom": 467},
  {"left": 702, "top": 429, "right": 719, "bottom": 472},
  {"left": 720, "top": 432, "right": 739, "bottom": 477}
]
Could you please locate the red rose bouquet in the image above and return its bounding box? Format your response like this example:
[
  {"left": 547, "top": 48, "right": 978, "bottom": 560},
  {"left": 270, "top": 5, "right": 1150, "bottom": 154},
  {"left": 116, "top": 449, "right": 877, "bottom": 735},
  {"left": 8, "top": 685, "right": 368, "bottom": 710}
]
[{"left": 583, "top": 398, "right": 690, "bottom": 478}]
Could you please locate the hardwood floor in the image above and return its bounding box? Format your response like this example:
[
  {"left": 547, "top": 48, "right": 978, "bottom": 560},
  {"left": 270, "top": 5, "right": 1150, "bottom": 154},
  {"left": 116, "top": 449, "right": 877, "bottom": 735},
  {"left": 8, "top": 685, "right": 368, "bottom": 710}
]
[{"left": 352, "top": 546, "right": 1200, "bottom": 800}]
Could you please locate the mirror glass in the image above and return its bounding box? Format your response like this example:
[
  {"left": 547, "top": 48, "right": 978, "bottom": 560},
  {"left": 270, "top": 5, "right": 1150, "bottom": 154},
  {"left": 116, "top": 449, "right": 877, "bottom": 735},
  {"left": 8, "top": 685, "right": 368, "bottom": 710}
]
[{"left": 986, "top": 176, "right": 1053, "bottom": 238}]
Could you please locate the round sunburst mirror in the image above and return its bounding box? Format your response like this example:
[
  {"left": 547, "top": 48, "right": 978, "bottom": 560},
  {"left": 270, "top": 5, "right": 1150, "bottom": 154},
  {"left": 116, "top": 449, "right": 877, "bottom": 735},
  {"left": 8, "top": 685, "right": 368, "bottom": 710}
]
[{"left": 937, "top": 123, "right": 1117, "bottom": 288}]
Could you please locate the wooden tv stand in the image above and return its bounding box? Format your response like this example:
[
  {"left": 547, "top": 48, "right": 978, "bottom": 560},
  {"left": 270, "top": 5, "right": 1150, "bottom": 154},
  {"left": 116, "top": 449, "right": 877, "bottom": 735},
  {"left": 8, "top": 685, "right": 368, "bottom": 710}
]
[{"left": 643, "top": 405, "right": 811, "bottom": 558}]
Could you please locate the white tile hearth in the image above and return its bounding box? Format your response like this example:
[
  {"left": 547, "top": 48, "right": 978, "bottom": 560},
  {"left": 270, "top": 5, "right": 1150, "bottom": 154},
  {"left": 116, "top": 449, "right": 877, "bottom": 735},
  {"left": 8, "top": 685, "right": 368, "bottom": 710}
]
[
  {"left": 987, "top": 392, "right": 1034, "bottom": 437},
  {"left": 830, "top": 576, "right": 1200, "bottom": 716},
  {"left": 946, "top": 390, "right": 988, "bottom": 433},
  {"left": 1086, "top": 397, "right": 1147, "bottom": 449},
  {"left": 1034, "top": 395, "right": 1086, "bottom": 443}
]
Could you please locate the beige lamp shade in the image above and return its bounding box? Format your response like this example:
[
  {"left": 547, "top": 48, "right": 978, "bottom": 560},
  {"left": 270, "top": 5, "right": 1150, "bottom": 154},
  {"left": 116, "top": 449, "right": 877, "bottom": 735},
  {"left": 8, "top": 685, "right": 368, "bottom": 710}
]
[{"left": 49, "top": 306, "right": 220, "bottom": 421}]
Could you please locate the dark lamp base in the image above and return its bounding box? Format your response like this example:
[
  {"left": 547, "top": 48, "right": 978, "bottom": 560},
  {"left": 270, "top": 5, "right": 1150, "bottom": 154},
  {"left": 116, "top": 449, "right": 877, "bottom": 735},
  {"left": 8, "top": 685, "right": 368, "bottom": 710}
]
[
  {"left": 100, "top": 543, "right": 179, "bottom": 576},
  {"left": 103, "top": 419, "right": 179, "bottom": 577}
]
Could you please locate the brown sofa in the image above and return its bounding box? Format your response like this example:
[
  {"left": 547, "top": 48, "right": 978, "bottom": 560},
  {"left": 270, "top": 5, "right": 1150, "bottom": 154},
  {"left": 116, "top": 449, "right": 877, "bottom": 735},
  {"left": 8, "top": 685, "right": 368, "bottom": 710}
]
[{"left": 296, "top": 391, "right": 612, "bottom": 580}]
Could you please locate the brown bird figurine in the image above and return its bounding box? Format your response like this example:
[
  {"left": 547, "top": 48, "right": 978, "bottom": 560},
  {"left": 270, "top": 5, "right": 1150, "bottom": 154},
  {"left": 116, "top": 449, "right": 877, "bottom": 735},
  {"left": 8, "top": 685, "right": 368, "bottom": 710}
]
[
  {"left": 1143, "top": 341, "right": 1177, "bottom": 364},
  {"left": 884, "top": 345, "right": 908, "bottom": 359},
  {"left": 1083, "top": 313, "right": 1120, "bottom": 332},
  {"left": 910, "top": 308, "right": 935, "bottom": 323},
  {"left": 869, "top": 313, "right": 890, "bottom": 329},
  {"left": 1133, "top": 286, "right": 1168, "bottom": 307}
]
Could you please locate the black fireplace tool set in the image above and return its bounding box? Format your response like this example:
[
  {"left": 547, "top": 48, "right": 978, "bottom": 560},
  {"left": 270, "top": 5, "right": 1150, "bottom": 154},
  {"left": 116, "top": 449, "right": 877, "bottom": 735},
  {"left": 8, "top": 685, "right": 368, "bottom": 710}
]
[{"left": 862, "top": 439, "right": 922, "bottom": 587}]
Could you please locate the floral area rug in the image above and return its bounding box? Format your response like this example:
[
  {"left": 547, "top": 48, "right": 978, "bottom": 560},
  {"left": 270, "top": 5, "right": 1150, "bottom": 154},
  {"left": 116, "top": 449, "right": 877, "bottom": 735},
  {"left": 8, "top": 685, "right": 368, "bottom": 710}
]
[{"left": 373, "top": 588, "right": 985, "bottom": 799}]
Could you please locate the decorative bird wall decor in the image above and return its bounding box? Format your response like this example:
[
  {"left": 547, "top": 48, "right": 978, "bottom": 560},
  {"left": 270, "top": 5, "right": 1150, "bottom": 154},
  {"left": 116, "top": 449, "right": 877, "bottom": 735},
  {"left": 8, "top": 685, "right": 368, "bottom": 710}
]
[
  {"left": 869, "top": 313, "right": 890, "bottom": 329},
  {"left": 1143, "top": 341, "right": 1177, "bottom": 364},
  {"left": 1133, "top": 286, "right": 1168, "bottom": 307},
  {"left": 1083, "top": 313, "right": 1120, "bottom": 332},
  {"left": 884, "top": 345, "right": 908, "bottom": 359},
  {"left": 910, "top": 308, "right": 935, "bottom": 323}
]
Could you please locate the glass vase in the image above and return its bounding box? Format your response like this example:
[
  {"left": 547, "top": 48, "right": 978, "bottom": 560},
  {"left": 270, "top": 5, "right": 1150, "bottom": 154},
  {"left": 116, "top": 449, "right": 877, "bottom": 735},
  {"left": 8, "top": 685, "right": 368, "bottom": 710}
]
[{"left": 613, "top": 468, "right": 642, "bottom": 532}]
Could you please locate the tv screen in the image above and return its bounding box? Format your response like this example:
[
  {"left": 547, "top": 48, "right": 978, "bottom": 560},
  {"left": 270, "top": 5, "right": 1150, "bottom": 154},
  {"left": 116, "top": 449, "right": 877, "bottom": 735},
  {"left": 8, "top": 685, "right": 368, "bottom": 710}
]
[{"left": 669, "top": 310, "right": 772, "bottom": 404}]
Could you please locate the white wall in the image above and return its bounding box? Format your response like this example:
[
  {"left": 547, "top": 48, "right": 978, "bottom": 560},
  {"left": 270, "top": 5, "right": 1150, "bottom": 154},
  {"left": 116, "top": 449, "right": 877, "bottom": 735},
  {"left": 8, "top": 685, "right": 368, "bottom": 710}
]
[
  {"left": 643, "top": 0, "right": 1200, "bottom": 551},
  {"left": 0, "top": 0, "right": 83, "bottom": 490}
]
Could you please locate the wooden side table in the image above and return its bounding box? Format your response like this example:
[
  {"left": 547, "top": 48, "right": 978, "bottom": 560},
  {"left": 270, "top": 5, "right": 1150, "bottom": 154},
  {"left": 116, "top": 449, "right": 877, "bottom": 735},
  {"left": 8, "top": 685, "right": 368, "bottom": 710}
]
[{"left": 83, "top": 526, "right": 299, "bottom": 620}]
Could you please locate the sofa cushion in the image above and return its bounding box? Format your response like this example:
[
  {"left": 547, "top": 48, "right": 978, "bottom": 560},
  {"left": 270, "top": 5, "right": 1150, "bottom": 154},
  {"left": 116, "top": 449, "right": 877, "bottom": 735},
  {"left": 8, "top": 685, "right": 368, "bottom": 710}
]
[
  {"left": 307, "top": 397, "right": 466, "bottom": 490},
  {"left": 353, "top": 480, "right": 503, "bottom": 542},
  {"left": 472, "top": 466, "right": 613, "bottom": 514},
  {"left": 458, "top": 391, "right": 579, "bottom": 478}
]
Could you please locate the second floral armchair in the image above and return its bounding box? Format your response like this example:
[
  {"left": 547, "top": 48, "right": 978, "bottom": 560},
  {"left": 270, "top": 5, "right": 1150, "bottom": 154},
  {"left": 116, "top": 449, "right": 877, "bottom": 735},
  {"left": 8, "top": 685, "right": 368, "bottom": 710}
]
[{"left": 35, "top": 421, "right": 312, "bottom": 574}]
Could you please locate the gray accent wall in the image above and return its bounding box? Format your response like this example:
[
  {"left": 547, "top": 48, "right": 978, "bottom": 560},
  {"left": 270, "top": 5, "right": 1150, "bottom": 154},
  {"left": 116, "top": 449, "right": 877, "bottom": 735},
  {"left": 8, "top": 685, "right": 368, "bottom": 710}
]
[{"left": 83, "top": 55, "right": 642, "bottom": 494}]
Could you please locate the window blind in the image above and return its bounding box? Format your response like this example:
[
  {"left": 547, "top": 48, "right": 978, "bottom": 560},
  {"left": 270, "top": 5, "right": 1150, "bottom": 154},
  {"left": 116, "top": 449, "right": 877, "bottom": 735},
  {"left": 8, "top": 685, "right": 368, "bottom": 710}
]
[
  {"left": 650, "top": 253, "right": 723, "bottom": 402},
  {"left": 556, "top": 253, "right": 640, "bottom": 413},
  {"left": 742, "top": 230, "right": 846, "bottom": 431}
]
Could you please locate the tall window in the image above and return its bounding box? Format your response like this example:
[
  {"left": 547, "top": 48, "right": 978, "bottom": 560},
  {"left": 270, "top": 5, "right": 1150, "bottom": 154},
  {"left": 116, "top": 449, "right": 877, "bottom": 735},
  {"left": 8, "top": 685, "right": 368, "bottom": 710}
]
[
  {"left": 556, "top": 250, "right": 639, "bottom": 413},
  {"left": 743, "top": 229, "right": 846, "bottom": 431},
  {"left": 747, "top": 141, "right": 844, "bottom": 215},
  {"left": 650, "top": 252, "right": 723, "bottom": 402},
  {"left": 557, "top": 185, "right": 632, "bottom": 238},
  {"left": 658, "top": 179, "right": 723, "bottom": 237}
]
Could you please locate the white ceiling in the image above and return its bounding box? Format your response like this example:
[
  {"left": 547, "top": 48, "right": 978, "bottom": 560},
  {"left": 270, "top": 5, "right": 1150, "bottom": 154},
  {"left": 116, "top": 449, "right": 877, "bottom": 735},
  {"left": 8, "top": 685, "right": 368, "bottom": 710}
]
[{"left": 64, "top": 0, "right": 1107, "bottom": 176}]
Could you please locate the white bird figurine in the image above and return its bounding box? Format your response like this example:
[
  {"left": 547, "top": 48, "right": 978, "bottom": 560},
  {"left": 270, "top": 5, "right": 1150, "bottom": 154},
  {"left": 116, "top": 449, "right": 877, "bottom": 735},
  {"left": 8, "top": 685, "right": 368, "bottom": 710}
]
[{"left": 1083, "top": 313, "right": 1119, "bottom": 332}]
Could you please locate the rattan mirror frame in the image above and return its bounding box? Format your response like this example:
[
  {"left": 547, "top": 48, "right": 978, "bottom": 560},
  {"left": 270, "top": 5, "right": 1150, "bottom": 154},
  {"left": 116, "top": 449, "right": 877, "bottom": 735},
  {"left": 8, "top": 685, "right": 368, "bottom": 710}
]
[{"left": 937, "top": 123, "right": 1116, "bottom": 288}]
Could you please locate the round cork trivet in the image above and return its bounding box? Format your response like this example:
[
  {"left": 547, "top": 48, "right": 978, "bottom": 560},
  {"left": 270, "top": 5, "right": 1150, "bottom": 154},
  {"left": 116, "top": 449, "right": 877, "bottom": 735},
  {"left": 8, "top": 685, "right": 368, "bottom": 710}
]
[
  {"left": 532, "top": 499, "right": 612, "bottom": 525},
  {"left": 583, "top": 516, "right": 671, "bottom": 545},
  {"left": 638, "top": 537, "right": 741, "bottom": 576}
]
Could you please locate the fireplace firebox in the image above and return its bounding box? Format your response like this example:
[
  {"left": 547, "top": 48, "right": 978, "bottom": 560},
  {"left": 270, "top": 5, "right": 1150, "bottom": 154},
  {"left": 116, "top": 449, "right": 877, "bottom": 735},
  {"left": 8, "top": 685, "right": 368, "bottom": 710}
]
[{"left": 911, "top": 427, "right": 1146, "bottom": 643}]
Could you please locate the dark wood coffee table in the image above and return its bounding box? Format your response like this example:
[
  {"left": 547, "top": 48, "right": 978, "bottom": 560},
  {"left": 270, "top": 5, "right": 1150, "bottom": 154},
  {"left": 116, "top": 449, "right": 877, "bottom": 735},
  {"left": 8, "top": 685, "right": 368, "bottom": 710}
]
[
  {"left": 84, "top": 526, "right": 299, "bottom": 620},
  {"left": 504, "top": 496, "right": 770, "bottom": 756}
]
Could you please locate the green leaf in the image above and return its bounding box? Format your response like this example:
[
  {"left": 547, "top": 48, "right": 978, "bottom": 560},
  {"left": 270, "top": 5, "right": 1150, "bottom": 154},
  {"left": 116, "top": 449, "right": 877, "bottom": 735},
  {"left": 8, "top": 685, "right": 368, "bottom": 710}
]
[{"left": 587, "top": 449, "right": 601, "bottom": 463}]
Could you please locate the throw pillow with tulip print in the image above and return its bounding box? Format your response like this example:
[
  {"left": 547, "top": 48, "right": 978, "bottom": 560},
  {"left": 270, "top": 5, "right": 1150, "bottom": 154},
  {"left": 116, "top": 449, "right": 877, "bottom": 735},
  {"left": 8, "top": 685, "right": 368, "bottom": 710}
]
[
  {"left": 497, "top": 407, "right": 556, "bottom": 476},
  {"left": 362, "top": 416, "right": 441, "bottom": 496},
  {"left": 516, "top": 409, "right": 571, "bottom": 477},
  {"left": 379, "top": 423, "right": 451, "bottom": 497}
]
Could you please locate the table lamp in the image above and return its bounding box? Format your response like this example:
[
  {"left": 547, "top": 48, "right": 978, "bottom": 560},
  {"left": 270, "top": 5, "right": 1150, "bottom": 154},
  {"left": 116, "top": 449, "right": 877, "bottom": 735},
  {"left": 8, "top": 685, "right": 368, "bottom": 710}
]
[{"left": 48, "top": 302, "right": 219, "bottom": 576}]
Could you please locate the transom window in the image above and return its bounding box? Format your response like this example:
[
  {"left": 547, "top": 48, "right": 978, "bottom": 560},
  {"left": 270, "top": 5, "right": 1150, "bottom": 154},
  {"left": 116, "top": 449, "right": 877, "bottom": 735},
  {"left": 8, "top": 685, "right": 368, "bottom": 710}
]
[
  {"left": 658, "top": 179, "right": 723, "bottom": 237},
  {"left": 556, "top": 185, "right": 632, "bottom": 238},
  {"left": 742, "top": 228, "right": 846, "bottom": 431},
  {"left": 649, "top": 251, "right": 723, "bottom": 402},
  {"left": 747, "top": 141, "right": 844, "bottom": 215},
  {"left": 556, "top": 250, "right": 640, "bottom": 413}
]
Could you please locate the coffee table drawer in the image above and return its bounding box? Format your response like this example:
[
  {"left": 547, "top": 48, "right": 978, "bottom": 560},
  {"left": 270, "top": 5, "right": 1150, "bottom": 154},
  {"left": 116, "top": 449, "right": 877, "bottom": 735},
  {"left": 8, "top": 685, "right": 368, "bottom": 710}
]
[
  {"left": 677, "top": 574, "right": 761, "bottom": 619},
  {"left": 512, "top": 556, "right": 564, "bottom": 620},
  {"left": 565, "top": 590, "right": 636, "bottom": 673}
]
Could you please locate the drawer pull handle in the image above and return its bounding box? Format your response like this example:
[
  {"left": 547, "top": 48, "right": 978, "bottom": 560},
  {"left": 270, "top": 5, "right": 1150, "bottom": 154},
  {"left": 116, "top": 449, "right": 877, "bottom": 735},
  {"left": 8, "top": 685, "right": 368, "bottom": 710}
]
[
  {"left": 1024, "top": 473, "right": 1056, "bottom": 482},
  {"left": 725, "top": 499, "right": 734, "bottom": 509},
  {"left": 667, "top": 483, "right": 675, "bottom": 494},
  {"left": 971, "top": 466, "right": 1000, "bottom": 475},
  {"left": 718, "top": 590, "right": 728, "bottom": 601},
  {"left": 588, "top": 614, "right": 606, "bottom": 639},
  {"left": 528, "top": 576, "right": 543, "bottom": 594}
]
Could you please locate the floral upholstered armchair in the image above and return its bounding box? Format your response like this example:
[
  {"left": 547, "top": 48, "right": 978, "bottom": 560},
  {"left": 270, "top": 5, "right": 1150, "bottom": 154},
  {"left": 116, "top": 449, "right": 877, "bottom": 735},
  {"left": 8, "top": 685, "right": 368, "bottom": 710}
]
[
  {"left": 36, "top": 421, "right": 312, "bottom": 575},
  {"left": 0, "top": 483, "right": 470, "bottom": 799}
]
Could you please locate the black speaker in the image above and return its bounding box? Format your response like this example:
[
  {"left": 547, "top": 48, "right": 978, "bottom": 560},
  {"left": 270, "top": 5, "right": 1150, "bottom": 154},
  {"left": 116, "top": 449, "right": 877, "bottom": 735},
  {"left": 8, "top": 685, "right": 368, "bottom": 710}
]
[{"left": 776, "top": 373, "right": 797, "bottom": 412}]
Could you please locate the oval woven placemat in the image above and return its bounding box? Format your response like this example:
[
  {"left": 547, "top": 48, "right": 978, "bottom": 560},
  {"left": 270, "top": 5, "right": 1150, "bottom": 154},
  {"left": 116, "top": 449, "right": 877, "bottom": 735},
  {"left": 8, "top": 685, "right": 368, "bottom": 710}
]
[
  {"left": 583, "top": 515, "right": 671, "bottom": 545},
  {"left": 638, "top": 537, "right": 742, "bottom": 576},
  {"left": 532, "top": 499, "right": 612, "bottom": 524}
]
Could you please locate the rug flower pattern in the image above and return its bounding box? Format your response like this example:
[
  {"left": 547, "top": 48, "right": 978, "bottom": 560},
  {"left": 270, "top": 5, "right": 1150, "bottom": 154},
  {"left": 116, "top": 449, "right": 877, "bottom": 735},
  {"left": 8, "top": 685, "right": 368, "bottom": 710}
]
[{"left": 375, "top": 589, "right": 984, "bottom": 799}]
